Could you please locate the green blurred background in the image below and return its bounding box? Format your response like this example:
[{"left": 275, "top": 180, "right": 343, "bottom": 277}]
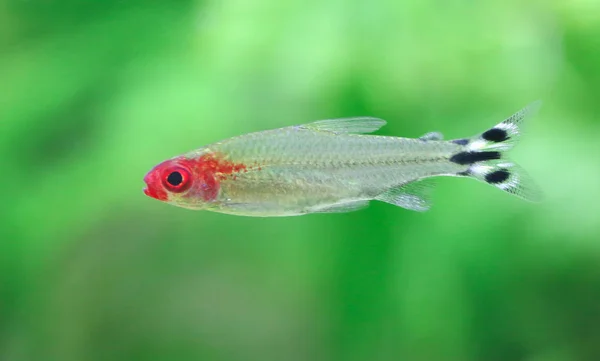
[{"left": 2, "top": 1, "right": 600, "bottom": 360}]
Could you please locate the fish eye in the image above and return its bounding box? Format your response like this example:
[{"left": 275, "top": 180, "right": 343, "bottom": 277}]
[{"left": 162, "top": 167, "right": 191, "bottom": 193}]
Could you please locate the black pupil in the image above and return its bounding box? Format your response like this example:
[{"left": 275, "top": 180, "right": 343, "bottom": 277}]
[{"left": 167, "top": 171, "right": 183, "bottom": 186}]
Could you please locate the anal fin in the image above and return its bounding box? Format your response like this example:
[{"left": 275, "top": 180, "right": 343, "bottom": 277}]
[{"left": 375, "top": 178, "right": 436, "bottom": 212}]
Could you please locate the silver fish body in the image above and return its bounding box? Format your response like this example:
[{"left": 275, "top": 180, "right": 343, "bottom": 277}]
[
  {"left": 201, "top": 128, "right": 463, "bottom": 215},
  {"left": 144, "top": 103, "right": 543, "bottom": 216}
]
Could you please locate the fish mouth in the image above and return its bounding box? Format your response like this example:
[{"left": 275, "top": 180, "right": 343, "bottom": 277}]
[
  {"left": 142, "top": 173, "right": 168, "bottom": 201},
  {"left": 143, "top": 184, "right": 164, "bottom": 200},
  {"left": 143, "top": 173, "right": 151, "bottom": 197},
  {"left": 143, "top": 172, "right": 158, "bottom": 199}
]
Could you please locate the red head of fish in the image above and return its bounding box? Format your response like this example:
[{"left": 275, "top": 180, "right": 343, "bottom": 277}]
[{"left": 143, "top": 153, "right": 247, "bottom": 207}]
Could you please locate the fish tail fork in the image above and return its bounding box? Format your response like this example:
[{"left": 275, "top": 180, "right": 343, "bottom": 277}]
[{"left": 449, "top": 101, "right": 543, "bottom": 202}]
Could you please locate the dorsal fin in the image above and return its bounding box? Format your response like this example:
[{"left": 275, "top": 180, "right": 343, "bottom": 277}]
[
  {"left": 419, "top": 131, "right": 444, "bottom": 141},
  {"left": 301, "top": 117, "right": 387, "bottom": 134}
]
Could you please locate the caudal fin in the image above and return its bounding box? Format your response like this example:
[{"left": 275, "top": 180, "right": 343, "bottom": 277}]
[{"left": 450, "top": 101, "right": 543, "bottom": 202}]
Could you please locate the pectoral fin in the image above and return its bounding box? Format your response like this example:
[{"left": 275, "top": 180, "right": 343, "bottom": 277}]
[{"left": 311, "top": 200, "right": 370, "bottom": 213}]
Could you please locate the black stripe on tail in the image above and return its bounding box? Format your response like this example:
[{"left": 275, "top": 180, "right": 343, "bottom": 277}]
[
  {"left": 449, "top": 151, "right": 501, "bottom": 165},
  {"left": 481, "top": 128, "right": 510, "bottom": 142},
  {"left": 448, "top": 101, "right": 543, "bottom": 202},
  {"left": 484, "top": 169, "right": 510, "bottom": 184}
]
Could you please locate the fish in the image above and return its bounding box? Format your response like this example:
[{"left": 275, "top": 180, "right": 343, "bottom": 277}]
[{"left": 143, "top": 102, "right": 543, "bottom": 217}]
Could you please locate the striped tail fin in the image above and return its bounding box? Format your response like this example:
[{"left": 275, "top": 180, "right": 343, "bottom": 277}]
[{"left": 449, "top": 101, "right": 543, "bottom": 202}]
